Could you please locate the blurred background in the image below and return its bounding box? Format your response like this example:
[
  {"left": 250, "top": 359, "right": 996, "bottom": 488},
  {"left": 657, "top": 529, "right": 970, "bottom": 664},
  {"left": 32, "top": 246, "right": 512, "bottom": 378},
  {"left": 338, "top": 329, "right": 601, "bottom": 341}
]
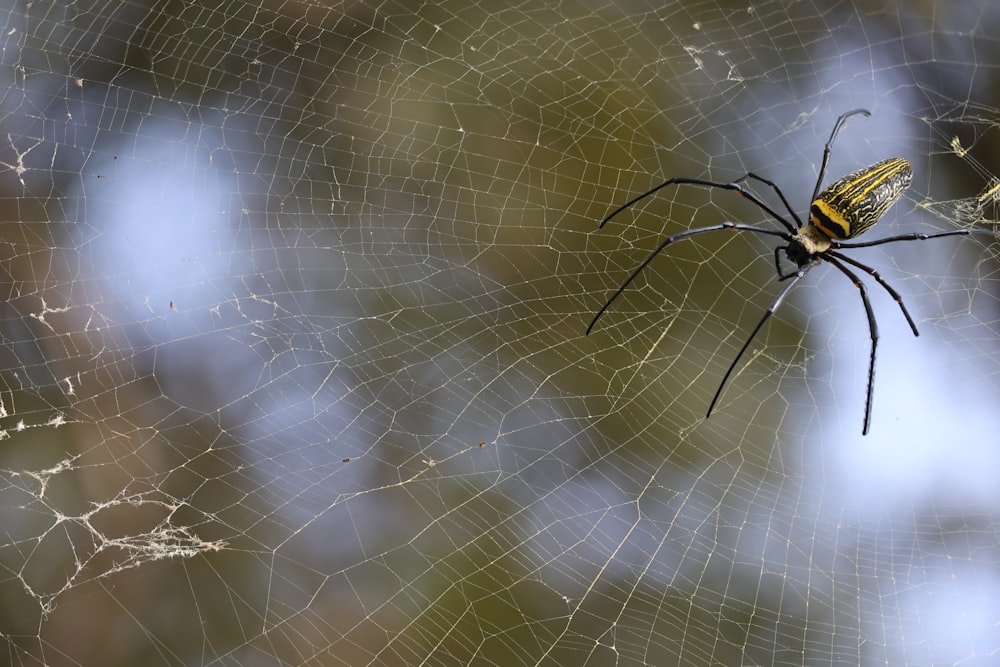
[{"left": 1, "top": 1, "right": 1000, "bottom": 665}]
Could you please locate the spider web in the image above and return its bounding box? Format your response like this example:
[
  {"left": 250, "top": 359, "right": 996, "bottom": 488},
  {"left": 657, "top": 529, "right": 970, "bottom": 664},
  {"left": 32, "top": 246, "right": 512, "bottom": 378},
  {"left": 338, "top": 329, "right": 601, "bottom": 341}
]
[{"left": 1, "top": 1, "right": 1000, "bottom": 665}]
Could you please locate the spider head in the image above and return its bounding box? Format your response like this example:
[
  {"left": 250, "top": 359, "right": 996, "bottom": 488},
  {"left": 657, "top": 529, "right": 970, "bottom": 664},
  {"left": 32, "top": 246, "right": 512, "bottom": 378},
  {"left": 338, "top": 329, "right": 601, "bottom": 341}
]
[{"left": 786, "top": 224, "right": 833, "bottom": 267}]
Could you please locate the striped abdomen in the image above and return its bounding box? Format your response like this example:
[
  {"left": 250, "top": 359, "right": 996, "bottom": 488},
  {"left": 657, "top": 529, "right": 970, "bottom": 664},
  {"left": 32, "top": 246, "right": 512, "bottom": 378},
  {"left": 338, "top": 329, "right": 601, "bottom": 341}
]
[{"left": 809, "top": 157, "right": 912, "bottom": 240}]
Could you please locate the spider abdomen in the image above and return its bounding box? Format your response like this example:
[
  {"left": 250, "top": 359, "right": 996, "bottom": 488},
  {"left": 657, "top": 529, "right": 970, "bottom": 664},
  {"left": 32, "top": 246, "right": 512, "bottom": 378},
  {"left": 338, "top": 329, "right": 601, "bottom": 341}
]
[{"left": 809, "top": 157, "right": 912, "bottom": 240}]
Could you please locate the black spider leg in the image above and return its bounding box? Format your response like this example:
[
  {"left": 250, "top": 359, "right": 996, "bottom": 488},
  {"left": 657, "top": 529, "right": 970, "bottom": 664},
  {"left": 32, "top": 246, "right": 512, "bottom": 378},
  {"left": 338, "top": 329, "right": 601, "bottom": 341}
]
[
  {"left": 827, "top": 250, "right": 919, "bottom": 336},
  {"left": 811, "top": 108, "right": 871, "bottom": 203},
  {"left": 773, "top": 245, "right": 803, "bottom": 280},
  {"left": 586, "top": 222, "right": 792, "bottom": 335},
  {"left": 835, "top": 227, "right": 996, "bottom": 250},
  {"left": 590, "top": 170, "right": 814, "bottom": 335},
  {"left": 706, "top": 258, "right": 821, "bottom": 422},
  {"left": 600, "top": 175, "right": 800, "bottom": 234},
  {"left": 821, "top": 254, "right": 879, "bottom": 435},
  {"left": 833, "top": 228, "right": 996, "bottom": 333}
]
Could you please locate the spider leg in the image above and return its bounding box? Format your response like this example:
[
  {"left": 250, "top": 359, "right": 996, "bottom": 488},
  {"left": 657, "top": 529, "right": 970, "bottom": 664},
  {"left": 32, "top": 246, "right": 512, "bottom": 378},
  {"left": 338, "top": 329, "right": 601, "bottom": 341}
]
[
  {"left": 828, "top": 250, "right": 918, "bottom": 336},
  {"left": 822, "top": 255, "right": 878, "bottom": 436},
  {"left": 601, "top": 177, "right": 798, "bottom": 234},
  {"left": 836, "top": 227, "right": 995, "bottom": 249},
  {"left": 706, "top": 259, "right": 820, "bottom": 421},
  {"left": 811, "top": 108, "right": 871, "bottom": 203},
  {"left": 773, "top": 246, "right": 786, "bottom": 278},
  {"left": 587, "top": 222, "right": 791, "bottom": 335},
  {"left": 735, "top": 172, "right": 803, "bottom": 229},
  {"left": 774, "top": 246, "right": 808, "bottom": 281}
]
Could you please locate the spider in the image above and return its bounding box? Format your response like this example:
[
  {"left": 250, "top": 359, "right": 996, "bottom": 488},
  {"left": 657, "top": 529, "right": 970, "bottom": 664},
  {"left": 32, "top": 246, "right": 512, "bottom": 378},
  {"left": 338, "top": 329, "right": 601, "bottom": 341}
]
[{"left": 587, "top": 108, "right": 993, "bottom": 435}]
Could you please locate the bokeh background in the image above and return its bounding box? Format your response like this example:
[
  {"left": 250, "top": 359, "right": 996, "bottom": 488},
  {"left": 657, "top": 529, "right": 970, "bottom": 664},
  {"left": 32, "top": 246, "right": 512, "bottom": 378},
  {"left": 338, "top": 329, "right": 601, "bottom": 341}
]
[{"left": 1, "top": 1, "right": 1000, "bottom": 665}]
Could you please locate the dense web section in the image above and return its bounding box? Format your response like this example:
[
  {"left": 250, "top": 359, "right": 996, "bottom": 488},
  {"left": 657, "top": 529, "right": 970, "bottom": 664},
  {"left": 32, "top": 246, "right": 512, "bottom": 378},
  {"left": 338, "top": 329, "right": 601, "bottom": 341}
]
[{"left": 2, "top": 2, "right": 1000, "bottom": 665}]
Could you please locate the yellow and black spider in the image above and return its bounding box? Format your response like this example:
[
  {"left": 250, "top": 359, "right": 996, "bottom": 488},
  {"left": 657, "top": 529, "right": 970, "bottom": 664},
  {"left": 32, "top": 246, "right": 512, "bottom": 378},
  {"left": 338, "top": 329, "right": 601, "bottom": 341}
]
[{"left": 588, "top": 108, "right": 993, "bottom": 435}]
